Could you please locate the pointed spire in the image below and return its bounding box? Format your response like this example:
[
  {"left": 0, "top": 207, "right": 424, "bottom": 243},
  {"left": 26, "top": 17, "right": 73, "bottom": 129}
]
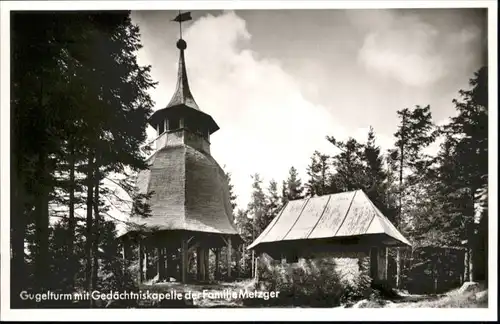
[{"left": 165, "top": 38, "right": 200, "bottom": 111}]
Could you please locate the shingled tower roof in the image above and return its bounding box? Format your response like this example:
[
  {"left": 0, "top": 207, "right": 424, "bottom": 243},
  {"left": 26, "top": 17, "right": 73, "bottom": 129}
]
[
  {"left": 148, "top": 39, "right": 219, "bottom": 135},
  {"left": 129, "top": 147, "right": 239, "bottom": 235},
  {"left": 165, "top": 39, "right": 200, "bottom": 111}
]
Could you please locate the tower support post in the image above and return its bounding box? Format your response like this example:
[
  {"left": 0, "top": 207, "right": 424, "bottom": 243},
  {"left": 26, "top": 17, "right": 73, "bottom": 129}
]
[
  {"left": 157, "top": 245, "right": 165, "bottom": 282},
  {"left": 138, "top": 239, "right": 144, "bottom": 283},
  {"left": 203, "top": 248, "right": 209, "bottom": 281},
  {"left": 181, "top": 238, "right": 188, "bottom": 283},
  {"left": 226, "top": 237, "right": 232, "bottom": 279},
  {"left": 214, "top": 248, "right": 220, "bottom": 280}
]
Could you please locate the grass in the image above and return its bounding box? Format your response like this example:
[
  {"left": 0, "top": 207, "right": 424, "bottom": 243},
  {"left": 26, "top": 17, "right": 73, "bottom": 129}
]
[{"left": 385, "top": 288, "right": 488, "bottom": 308}]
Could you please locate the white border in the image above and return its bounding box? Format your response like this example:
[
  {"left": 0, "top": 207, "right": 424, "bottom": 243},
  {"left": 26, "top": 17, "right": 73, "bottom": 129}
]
[{"left": 0, "top": 0, "right": 498, "bottom": 322}]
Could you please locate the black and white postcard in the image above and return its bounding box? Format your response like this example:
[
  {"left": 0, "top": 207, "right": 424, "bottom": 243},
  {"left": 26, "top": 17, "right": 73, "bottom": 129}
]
[{"left": 0, "top": 0, "right": 497, "bottom": 322}]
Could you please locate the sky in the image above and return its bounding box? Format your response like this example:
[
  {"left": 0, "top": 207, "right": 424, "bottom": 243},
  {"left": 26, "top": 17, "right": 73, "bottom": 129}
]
[{"left": 130, "top": 9, "right": 487, "bottom": 210}]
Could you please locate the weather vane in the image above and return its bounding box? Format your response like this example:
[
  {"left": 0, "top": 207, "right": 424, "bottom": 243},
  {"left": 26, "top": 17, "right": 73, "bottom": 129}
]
[{"left": 172, "top": 10, "right": 193, "bottom": 41}]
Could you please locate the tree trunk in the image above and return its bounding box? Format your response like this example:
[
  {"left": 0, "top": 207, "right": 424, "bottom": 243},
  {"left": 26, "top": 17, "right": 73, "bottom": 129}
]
[
  {"left": 92, "top": 171, "right": 100, "bottom": 296},
  {"left": 144, "top": 245, "right": 149, "bottom": 281},
  {"left": 463, "top": 249, "right": 469, "bottom": 284},
  {"left": 468, "top": 188, "right": 476, "bottom": 282},
  {"left": 396, "top": 250, "right": 401, "bottom": 289},
  {"left": 11, "top": 170, "right": 26, "bottom": 306},
  {"left": 435, "top": 251, "right": 442, "bottom": 293},
  {"left": 251, "top": 250, "right": 255, "bottom": 278},
  {"left": 483, "top": 215, "right": 488, "bottom": 287},
  {"left": 68, "top": 144, "right": 76, "bottom": 291},
  {"left": 85, "top": 152, "right": 95, "bottom": 307},
  {"left": 254, "top": 255, "right": 259, "bottom": 282},
  {"left": 468, "top": 247, "right": 474, "bottom": 282},
  {"left": 396, "top": 114, "right": 406, "bottom": 289},
  {"left": 34, "top": 153, "right": 50, "bottom": 292},
  {"left": 433, "top": 262, "right": 438, "bottom": 294},
  {"left": 139, "top": 241, "right": 145, "bottom": 283},
  {"left": 226, "top": 237, "right": 232, "bottom": 280}
]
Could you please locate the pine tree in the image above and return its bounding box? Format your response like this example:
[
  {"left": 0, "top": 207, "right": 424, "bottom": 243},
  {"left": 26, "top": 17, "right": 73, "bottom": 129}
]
[
  {"left": 250, "top": 179, "right": 283, "bottom": 236},
  {"left": 363, "top": 127, "right": 386, "bottom": 188},
  {"left": 97, "top": 219, "right": 138, "bottom": 307},
  {"left": 327, "top": 136, "right": 365, "bottom": 192},
  {"left": 246, "top": 174, "right": 268, "bottom": 276},
  {"left": 235, "top": 209, "right": 253, "bottom": 244},
  {"left": 391, "top": 105, "right": 436, "bottom": 288},
  {"left": 305, "top": 151, "right": 331, "bottom": 197},
  {"left": 11, "top": 11, "right": 155, "bottom": 305},
  {"left": 362, "top": 127, "right": 395, "bottom": 219},
  {"left": 281, "top": 180, "right": 288, "bottom": 206},
  {"left": 234, "top": 209, "right": 253, "bottom": 277},
  {"left": 282, "top": 166, "right": 305, "bottom": 204},
  {"left": 11, "top": 12, "right": 84, "bottom": 295},
  {"left": 82, "top": 14, "right": 155, "bottom": 302},
  {"left": 265, "top": 179, "right": 282, "bottom": 221},
  {"left": 248, "top": 174, "right": 268, "bottom": 236},
  {"left": 223, "top": 167, "right": 238, "bottom": 211},
  {"left": 440, "top": 66, "right": 488, "bottom": 282}
]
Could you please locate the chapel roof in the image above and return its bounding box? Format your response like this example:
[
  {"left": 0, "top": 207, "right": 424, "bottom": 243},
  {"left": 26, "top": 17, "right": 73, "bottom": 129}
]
[{"left": 248, "top": 190, "right": 411, "bottom": 250}]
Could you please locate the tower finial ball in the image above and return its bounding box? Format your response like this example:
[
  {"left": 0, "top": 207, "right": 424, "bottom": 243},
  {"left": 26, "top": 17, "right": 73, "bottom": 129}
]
[{"left": 177, "top": 39, "right": 187, "bottom": 50}]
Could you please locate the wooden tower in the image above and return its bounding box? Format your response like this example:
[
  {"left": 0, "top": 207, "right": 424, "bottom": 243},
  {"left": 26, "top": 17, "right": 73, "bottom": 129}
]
[{"left": 120, "top": 12, "right": 241, "bottom": 284}]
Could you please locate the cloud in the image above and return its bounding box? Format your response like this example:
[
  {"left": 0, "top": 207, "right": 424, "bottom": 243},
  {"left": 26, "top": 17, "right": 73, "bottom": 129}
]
[
  {"left": 352, "top": 10, "right": 482, "bottom": 87},
  {"left": 134, "top": 11, "right": 365, "bottom": 209},
  {"left": 183, "top": 12, "right": 349, "bottom": 207}
]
